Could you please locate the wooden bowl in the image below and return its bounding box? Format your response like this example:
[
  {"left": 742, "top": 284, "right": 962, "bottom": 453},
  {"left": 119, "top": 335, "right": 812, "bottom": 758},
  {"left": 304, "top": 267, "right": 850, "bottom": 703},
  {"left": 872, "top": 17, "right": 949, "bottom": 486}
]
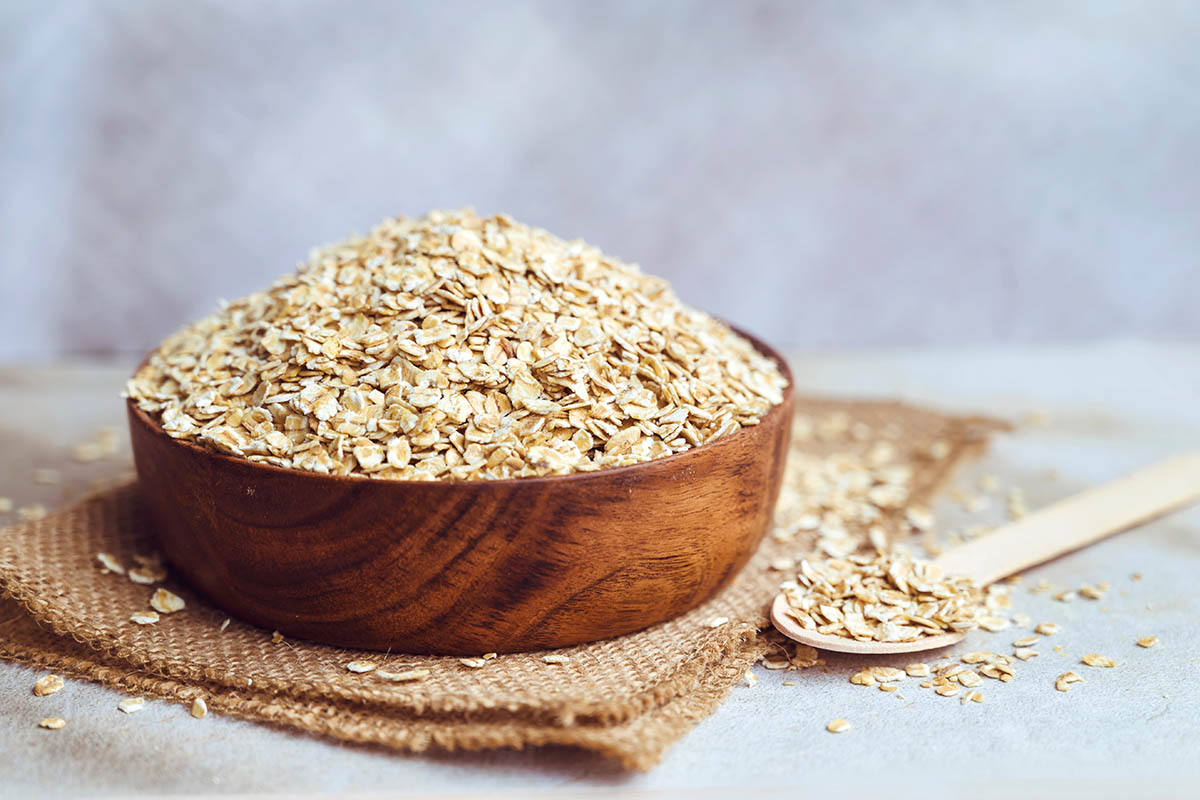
[{"left": 127, "top": 330, "right": 793, "bottom": 654}]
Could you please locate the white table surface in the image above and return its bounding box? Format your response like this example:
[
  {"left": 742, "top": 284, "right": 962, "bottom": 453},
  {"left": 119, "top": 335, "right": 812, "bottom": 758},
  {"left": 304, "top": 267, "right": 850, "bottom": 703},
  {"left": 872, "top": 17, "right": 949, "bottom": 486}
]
[{"left": 2, "top": 340, "right": 1198, "bottom": 798}]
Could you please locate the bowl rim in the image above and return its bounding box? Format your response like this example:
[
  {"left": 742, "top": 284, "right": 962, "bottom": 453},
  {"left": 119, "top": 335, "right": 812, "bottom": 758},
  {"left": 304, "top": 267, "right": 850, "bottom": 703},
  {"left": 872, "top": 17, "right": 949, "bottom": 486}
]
[{"left": 127, "top": 324, "right": 794, "bottom": 489}]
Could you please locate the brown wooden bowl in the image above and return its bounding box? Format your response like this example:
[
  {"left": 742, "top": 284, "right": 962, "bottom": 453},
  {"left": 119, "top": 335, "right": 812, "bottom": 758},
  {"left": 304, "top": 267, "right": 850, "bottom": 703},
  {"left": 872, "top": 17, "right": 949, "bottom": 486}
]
[{"left": 127, "top": 329, "right": 793, "bottom": 655}]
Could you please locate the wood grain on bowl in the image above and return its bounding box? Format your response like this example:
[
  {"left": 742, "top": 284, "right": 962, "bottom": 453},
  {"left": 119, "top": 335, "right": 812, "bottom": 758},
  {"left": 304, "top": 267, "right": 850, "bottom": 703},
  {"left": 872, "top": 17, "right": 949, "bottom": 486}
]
[{"left": 127, "top": 330, "right": 793, "bottom": 654}]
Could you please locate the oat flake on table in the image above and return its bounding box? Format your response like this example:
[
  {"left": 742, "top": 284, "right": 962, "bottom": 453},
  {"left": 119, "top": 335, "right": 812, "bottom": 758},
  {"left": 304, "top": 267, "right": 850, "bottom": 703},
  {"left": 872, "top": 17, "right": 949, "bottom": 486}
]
[{"left": 126, "top": 209, "right": 786, "bottom": 480}]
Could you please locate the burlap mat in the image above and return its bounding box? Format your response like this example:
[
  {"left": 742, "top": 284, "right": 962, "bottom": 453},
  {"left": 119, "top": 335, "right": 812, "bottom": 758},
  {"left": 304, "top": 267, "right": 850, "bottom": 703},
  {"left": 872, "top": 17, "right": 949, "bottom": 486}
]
[{"left": 0, "top": 397, "right": 1001, "bottom": 770}]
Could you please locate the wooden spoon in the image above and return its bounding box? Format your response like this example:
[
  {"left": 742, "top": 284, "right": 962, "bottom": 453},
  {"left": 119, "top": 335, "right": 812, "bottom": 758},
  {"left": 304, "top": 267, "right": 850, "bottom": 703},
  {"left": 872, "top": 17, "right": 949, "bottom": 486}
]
[{"left": 772, "top": 452, "right": 1200, "bottom": 655}]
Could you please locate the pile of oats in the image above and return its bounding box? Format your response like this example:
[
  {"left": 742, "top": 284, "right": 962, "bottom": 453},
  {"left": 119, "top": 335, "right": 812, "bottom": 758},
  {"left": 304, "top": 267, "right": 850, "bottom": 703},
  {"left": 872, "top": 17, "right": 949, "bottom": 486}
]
[
  {"left": 778, "top": 552, "right": 980, "bottom": 643},
  {"left": 127, "top": 210, "right": 786, "bottom": 480},
  {"left": 770, "top": 431, "right": 920, "bottom": 559}
]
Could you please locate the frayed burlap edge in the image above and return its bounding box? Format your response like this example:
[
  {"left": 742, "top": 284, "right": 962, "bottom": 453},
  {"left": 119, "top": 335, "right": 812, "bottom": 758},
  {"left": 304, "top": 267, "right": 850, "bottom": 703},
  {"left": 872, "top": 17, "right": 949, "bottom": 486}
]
[{"left": 0, "top": 599, "right": 765, "bottom": 771}]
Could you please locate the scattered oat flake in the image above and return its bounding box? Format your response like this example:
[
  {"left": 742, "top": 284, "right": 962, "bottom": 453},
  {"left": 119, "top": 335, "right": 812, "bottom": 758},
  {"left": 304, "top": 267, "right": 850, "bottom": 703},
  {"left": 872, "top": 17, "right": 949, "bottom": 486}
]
[
  {"left": 1014, "top": 648, "right": 1039, "bottom": 661},
  {"left": 1081, "top": 653, "right": 1116, "bottom": 668},
  {"left": 826, "top": 718, "right": 851, "bottom": 733},
  {"left": 543, "top": 654, "right": 570, "bottom": 665},
  {"left": 961, "top": 690, "right": 984, "bottom": 704},
  {"left": 1055, "top": 671, "right": 1084, "bottom": 692},
  {"left": 761, "top": 654, "right": 790, "bottom": 670},
  {"left": 905, "top": 663, "right": 930, "bottom": 678},
  {"left": 743, "top": 671, "right": 758, "bottom": 687},
  {"left": 218, "top": 618, "right": 231, "bottom": 632},
  {"left": 705, "top": 616, "right": 730, "bottom": 628},
  {"left": 979, "top": 663, "right": 1015, "bottom": 682},
  {"left": 459, "top": 657, "right": 488, "bottom": 668},
  {"left": 191, "top": 697, "right": 208, "bottom": 719},
  {"left": 118, "top": 696, "right": 145, "bottom": 714},
  {"left": 1013, "top": 636, "right": 1040, "bottom": 648},
  {"left": 1079, "top": 585, "right": 1105, "bottom": 600},
  {"left": 346, "top": 660, "right": 377, "bottom": 673},
  {"left": 1034, "top": 622, "right": 1059, "bottom": 636},
  {"left": 130, "top": 610, "right": 160, "bottom": 625},
  {"left": 789, "top": 644, "right": 821, "bottom": 669},
  {"left": 870, "top": 666, "right": 906, "bottom": 683},
  {"left": 957, "top": 671, "right": 982, "bottom": 688},
  {"left": 879, "top": 683, "right": 898, "bottom": 692},
  {"left": 849, "top": 670, "right": 876, "bottom": 687},
  {"left": 39, "top": 717, "right": 66, "bottom": 730},
  {"left": 1054, "top": 590, "right": 1076, "bottom": 603},
  {"left": 149, "top": 588, "right": 185, "bottom": 614},
  {"left": 1131, "top": 572, "right": 1143, "bottom": 581},
  {"left": 128, "top": 565, "right": 166, "bottom": 585},
  {"left": 33, "top": 675, "right": 64, "bottom": 696},
  {"left": 977, "top": 616, "right": 1010, "bottom": 632},
  {"left": 935, "top": 684, "right": 960, "bottom": 697},
  {"left": 1137, "top": 636, "right": 1159, "bottom": 648},
  {"left": 376, "top": 668, "right": 430, "bottom": 682},
  {"left": 96, "top": 552, "right": 126, "bottom": 574}
]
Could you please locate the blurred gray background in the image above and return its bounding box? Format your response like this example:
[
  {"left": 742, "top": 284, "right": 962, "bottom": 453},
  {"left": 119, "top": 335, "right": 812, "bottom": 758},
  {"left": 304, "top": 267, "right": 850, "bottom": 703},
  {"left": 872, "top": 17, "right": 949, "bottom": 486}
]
[{"left": 2, "top": 1, "right": 1198, "bottom": 362}]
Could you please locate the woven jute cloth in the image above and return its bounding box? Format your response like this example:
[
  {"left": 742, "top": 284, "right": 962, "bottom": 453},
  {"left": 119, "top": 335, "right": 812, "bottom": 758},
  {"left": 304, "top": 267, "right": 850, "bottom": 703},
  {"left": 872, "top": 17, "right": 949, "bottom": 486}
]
[{"left": 0, "top": 397, "right": 1000, "bottom": 770}]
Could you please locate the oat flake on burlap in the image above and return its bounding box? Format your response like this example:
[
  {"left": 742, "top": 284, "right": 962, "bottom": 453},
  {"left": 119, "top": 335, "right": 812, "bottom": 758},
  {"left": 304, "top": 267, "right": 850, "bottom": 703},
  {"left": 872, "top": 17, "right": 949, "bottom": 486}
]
[{"left": 0, "top": 397, "right": 1003, "bottom": 770}]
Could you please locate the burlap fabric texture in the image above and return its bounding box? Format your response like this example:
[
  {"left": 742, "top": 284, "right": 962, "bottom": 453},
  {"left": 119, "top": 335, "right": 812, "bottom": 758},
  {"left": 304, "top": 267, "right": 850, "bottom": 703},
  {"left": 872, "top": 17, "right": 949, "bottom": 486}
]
[{"left": 0, "top": 396, "right": 1000, "bottom": 770}]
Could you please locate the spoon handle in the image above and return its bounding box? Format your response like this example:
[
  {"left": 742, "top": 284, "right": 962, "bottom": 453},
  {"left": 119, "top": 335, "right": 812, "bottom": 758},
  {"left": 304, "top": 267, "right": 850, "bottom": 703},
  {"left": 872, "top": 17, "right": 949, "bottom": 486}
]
[{"left": 933, "top": 452, "right": 1200, "bottom": 587}]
